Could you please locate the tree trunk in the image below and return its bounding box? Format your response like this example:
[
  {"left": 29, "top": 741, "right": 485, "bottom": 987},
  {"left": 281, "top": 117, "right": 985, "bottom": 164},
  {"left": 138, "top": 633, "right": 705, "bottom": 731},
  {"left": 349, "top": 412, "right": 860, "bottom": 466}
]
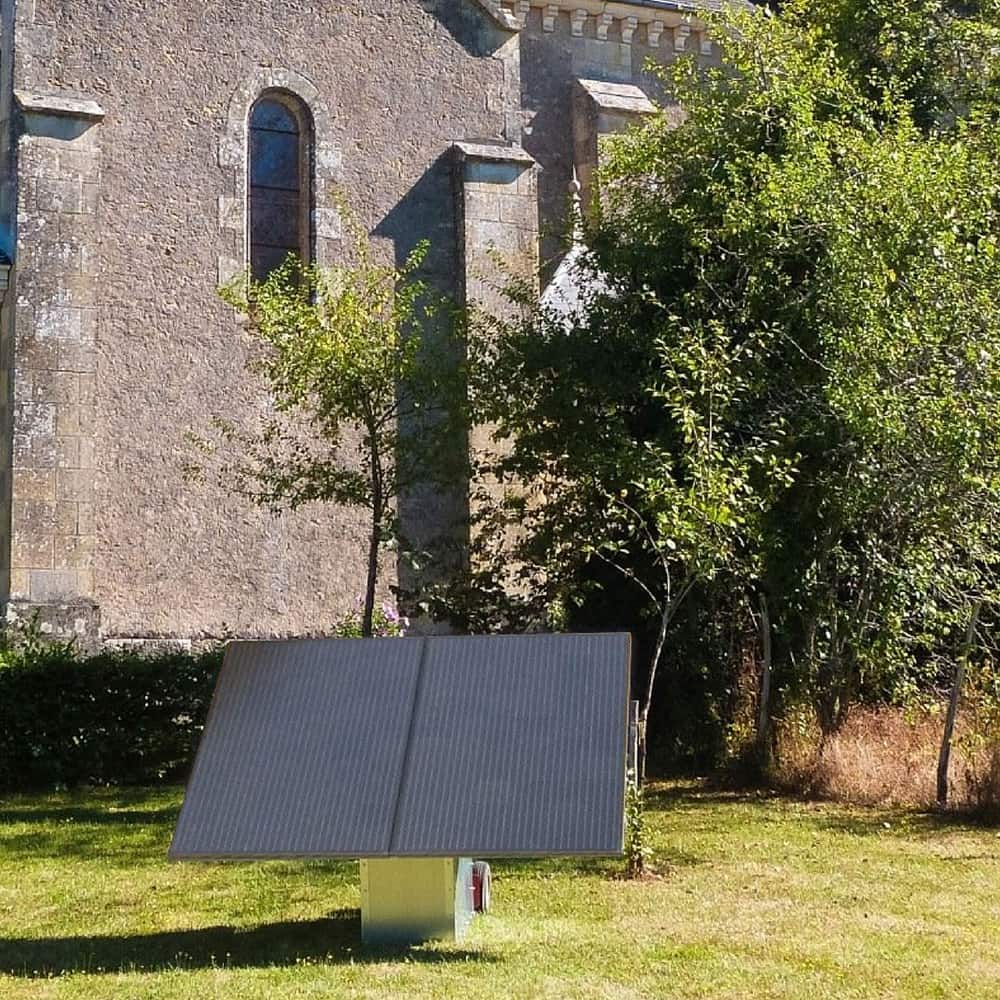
[
  {"left": 362, "top": 508, "right": 380, "bottom": 638},
  {"left": 937, "top": 600, "right": 983, "bottom": 808},
  {"left": 637, "top": 600, "right": 672, "bottom": 783},
  {"left": 362, "top": 436, "right": 383, "bottom": 639},
  {"left": 756, "top": 593, "right": 772, "bottom": 766}
]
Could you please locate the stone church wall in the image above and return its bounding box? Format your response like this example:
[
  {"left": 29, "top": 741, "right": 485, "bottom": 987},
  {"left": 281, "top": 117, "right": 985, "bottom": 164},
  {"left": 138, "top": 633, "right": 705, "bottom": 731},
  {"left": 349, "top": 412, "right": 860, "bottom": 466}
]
[
  {"left": 3, "top": 0, "right": 517, "bottom": 643},
  {"left": 518, "top": 2, "right": 720, "bottom": 273}
]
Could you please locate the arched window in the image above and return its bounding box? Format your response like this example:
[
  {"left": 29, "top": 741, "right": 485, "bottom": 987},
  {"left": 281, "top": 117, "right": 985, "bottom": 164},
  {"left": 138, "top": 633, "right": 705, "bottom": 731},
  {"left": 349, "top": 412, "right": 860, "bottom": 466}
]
[{"left": 248, "top": 92, "right": 312, "bottom": 281}]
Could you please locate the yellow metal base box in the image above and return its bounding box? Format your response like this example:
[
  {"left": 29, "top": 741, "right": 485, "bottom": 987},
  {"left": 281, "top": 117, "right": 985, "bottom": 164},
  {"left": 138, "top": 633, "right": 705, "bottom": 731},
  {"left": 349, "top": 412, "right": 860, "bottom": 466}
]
[{"left": 360, "top": 857, "right": 474, "bottom": 945}]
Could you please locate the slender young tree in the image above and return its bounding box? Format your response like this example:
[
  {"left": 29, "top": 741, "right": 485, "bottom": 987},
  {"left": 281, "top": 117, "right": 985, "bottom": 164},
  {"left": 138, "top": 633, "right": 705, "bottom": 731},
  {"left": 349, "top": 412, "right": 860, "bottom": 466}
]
[
  {"left": 937, "top": 601, "right": 984, "bottom": 806},
  {"left": 192, "top": 221, "right": 466, "bottom": 637}
]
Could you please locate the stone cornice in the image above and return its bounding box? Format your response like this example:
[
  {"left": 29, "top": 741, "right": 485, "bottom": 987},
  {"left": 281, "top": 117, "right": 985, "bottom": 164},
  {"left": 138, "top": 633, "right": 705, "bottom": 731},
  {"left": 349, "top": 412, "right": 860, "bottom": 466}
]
[
  {"left": 472, "top": 0, "right": 720, "bottom": 52},
  {"left": 453, "top": 140, "right": 537, "bottom": 166},
  {"left": 14, "top": 90, "right": 106, "bottom": 121}
]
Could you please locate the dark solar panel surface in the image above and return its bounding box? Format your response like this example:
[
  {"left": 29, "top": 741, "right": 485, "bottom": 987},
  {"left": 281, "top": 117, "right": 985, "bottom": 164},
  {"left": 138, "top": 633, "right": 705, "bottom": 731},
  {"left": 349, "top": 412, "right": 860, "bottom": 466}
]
[
  {"left": 390, "top": 633, "right": 630, "bottom": 856},
  {"left": 169, "top": 633, "right": 629, "bottom": 860},
  {"left": 169, "top": 639, "right": 424, "bottom": 859}
]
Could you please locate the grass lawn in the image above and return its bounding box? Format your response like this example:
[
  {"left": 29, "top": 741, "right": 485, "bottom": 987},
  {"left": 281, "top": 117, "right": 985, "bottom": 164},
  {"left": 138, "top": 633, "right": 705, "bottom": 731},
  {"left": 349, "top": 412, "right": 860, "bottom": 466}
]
[{"left": 1, "top": 781, "right": 998, "bottom": 999}]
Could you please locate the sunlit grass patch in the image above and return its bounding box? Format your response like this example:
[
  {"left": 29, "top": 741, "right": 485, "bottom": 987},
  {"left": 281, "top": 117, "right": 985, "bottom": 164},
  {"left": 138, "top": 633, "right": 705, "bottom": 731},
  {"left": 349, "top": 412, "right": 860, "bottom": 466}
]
[{"left": 1, "top": 781, "right": 998, "bottom": 998}]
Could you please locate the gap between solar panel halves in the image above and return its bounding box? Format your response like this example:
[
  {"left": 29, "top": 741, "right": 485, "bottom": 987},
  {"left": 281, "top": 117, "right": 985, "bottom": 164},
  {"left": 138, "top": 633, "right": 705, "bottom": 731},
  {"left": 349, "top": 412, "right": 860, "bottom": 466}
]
[{"left": 169, "top": 632, "right": 631, "bottom": 860}]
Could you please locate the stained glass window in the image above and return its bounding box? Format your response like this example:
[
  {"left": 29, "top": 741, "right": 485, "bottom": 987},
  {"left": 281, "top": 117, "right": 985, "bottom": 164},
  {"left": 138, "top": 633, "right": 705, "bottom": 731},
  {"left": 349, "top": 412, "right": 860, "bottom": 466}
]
[{"left": 248, "top": 94, "right": 311, "bottom": 280}]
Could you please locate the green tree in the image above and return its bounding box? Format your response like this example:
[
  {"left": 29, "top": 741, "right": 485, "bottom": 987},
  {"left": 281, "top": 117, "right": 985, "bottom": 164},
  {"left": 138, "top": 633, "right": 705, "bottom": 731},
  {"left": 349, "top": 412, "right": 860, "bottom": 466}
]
[
  {"left": 615, "top": 3, "right": 1000, "bottom": 736},
  {"left": 466, "top": 2, "right": 1000, "bottom": 768},
  {"left": 465, "top": 193, "right": 792, "bottom": 776},
  {"left": 194, "top": 225, "right": 466, "bottom": 637},
  {"left": 787, "top": 0, "right": 1000, "bottom": 130}
]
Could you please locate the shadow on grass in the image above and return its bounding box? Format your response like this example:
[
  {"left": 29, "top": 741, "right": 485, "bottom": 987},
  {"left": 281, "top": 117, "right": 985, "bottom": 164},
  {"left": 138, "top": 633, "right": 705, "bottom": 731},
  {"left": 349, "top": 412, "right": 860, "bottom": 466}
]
[
  {"left": 0, "top": 805, "right": 179, "bottom": 861},
  {"left": 496, "top": 856, "right": 620, "bottom": 879},
  {"left": 649, "top": 777, "right": 1000, "bottom": 839},
  {"left": 810, "top": 809, "right": 1000, "bottom": 840},
  {"left": 644, "top": 781, "right": 767, "bottom": 812},
  {"left": 0, "top": 806, "right": 179, "bottom": 827},
  {"left": 644, "top": 778, "right": 1000, "bottom": 844},
  {"left": 0, "top": 909, "right": 495, "bottom": 977}
]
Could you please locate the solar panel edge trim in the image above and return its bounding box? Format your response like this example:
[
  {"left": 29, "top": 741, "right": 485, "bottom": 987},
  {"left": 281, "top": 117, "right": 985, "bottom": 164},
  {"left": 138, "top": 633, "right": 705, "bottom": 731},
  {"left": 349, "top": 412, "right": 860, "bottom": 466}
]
[{"left": 167, "top": 639, "right": 246, "bottom": 861}]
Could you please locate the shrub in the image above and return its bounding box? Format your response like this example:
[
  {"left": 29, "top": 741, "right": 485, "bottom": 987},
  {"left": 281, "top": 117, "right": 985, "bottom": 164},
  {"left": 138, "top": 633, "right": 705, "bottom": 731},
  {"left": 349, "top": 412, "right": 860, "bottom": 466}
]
[
  {"left": 0, "top": 642, "right": 223, "bottom": 792},
  {"left": 624, "top": 775, "right": 651, "bottom": 879}
]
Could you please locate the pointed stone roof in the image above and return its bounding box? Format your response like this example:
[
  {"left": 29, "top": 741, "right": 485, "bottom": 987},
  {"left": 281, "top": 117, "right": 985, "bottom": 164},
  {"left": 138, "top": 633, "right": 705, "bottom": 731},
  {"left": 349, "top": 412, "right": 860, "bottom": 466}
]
[{"left": 541, "top": 172, "right": 613, "bottom": 326}]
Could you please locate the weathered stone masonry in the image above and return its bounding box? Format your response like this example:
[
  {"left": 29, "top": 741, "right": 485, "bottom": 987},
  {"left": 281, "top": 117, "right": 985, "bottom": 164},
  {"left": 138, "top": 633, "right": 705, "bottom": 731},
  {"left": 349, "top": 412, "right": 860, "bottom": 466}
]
[
  {"left": 0, "top": 0, "right": 714, "bottom": 645},
  {"left": 4, "top": 91, "right": 102, "bottom": 642}
]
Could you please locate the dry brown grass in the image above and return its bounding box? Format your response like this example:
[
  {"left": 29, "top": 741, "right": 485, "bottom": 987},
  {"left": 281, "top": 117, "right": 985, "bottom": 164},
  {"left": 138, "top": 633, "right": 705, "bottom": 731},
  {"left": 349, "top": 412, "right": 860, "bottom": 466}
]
[{"left": 771, "top": 702, "right": 1000, "bottom": 813}]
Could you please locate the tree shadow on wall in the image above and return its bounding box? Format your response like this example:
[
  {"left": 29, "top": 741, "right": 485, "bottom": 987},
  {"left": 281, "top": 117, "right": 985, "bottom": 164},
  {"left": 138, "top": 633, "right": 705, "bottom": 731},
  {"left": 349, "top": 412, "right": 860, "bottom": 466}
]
[{"left": 0, "top": 909, "right": 496, "bottom": 977}]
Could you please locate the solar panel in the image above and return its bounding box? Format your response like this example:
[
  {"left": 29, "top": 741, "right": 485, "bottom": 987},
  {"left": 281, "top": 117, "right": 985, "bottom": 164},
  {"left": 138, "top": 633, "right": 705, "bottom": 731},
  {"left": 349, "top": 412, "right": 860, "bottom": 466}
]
[
  {"left": 169, "top": 639, "right": 424, "bottom": 859},
  {"left": 169, "top": 633, "right": 630, "bottom": 860},
  {"left": 390, "top": 634, "right": 629, "bottom": 856}
]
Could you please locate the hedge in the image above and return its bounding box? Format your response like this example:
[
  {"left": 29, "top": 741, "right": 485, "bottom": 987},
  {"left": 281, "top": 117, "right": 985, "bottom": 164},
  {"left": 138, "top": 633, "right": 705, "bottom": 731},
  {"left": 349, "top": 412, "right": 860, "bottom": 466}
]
[{"left": 0, "top": 644, "right": 224, "bottom": 792}]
